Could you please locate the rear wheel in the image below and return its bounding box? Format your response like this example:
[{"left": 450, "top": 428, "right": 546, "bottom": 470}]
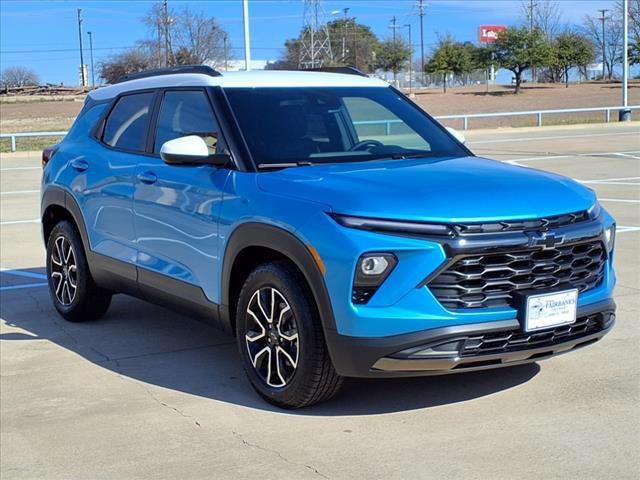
[
  {"left": 46, "top": 220, "right": 112, "bottom": 322},
  {"left": 236, "top": 261, "right": 342, "bottom": 408}
]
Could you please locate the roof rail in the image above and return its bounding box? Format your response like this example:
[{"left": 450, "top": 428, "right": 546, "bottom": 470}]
[
  {"left": 307, "top": 66, "right": 369, "bottom": 77},
  {"left": 114, "top": 65, "right": 222, "bottom": 84}
]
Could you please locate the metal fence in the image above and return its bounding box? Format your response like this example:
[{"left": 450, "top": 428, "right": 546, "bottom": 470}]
[{"left": 1, "top": 106, "right": 638, "bottom": 152}]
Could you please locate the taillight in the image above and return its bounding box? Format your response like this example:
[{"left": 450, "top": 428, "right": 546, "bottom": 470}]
[{"left": 42, "top": 145, "right": 58, "bottom": 168}]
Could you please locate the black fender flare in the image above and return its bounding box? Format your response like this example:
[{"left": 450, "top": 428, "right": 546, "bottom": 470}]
[
  {"left": 41, "top": 185, "right": 90, "bottom": 249},
  {"left": 220, "top": 222, "right": 337, "bottom": 335}
]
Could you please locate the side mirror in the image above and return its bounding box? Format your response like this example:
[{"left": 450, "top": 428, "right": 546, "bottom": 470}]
[
  {"left": 445, "top": 127, "right": 466, "bottom": 145},
  {"left": 160, "top": 135, "right": 230, "bottom": 167}
]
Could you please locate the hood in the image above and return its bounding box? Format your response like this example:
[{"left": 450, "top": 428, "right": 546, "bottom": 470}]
[{"left": 256, "top": 156, "right": 596, "bottom": 223}]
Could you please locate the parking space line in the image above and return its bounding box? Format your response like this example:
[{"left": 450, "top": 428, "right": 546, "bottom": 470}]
[
  {"left": 0, "top": 282, "right": 48, "bottom": 292},
  {"left": 503, "top": 151, "right": 640, "bottom": 163},
  {"left": 0, "top": 166, "right": 41, "bottom": 172},
  {"left": 469, "top": 131, "right": 640, "bottom": 145},
  {"left": 599, "top": 198, "right": 640, "bottom": 203},
  {"left": 0, "top": 269, "right": 47, "bottom": 280},
  {"left": 0, "top": 190, "right": 40, "bottom": 195},
  {"left": 617, "top": 226, "right": 640, "bottom": 233},
  {"left": 0, "top": 219, "right": 40, "bottom": 225}
]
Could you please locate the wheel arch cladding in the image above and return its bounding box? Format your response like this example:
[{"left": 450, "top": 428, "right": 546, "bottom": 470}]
[
  {"left": 41, "top": 187, "right": 90, "bottom": 249},
  {"left": 221, "top": 222, "right": 337, "bottom": 336}
]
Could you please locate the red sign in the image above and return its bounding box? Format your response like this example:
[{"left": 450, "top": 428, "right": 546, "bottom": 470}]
[{"left": 479, "top": 25, "right": 506, "bottom": 43}]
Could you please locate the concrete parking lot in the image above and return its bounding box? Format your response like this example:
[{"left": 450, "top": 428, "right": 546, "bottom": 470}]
[{"left": 1, "top": 122, "right": 639, "bottom": 479}]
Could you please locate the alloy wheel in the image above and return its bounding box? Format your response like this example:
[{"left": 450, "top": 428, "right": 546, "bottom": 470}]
[
  {"left": 50, "top": 235, "right": 78, "bottom": 306},
  {"left": 245, "top": 287, "right": 299, "bottom": 388}
]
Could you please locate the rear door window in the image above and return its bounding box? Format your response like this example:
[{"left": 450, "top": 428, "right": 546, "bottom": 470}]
[
  {"left": 153, "top": 90, "right": 220, "bottom": 154},
  {"left": 103, "top": 92, "right": 155, "bottom": 152}
]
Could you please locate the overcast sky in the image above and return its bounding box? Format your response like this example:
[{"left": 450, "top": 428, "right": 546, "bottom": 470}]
[{"left": 0, "top": 0, "right": 619, "bottom": 85}]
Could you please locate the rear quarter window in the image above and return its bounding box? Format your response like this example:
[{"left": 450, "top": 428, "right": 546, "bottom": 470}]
[{"left": 65, "top": 103, "right": 108, "bottom": 142}]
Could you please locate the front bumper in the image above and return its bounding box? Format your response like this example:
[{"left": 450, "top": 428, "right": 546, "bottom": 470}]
[{"left": 326, "top": 299, "right": 615, "bottom": 377}]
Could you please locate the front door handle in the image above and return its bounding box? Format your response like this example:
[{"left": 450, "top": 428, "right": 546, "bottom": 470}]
[
  {"left": 70, "top": 159, "right": 89, "bottom": 171},
  {"left": 137, "top": 171, "right": 158, "bottom": 185}
]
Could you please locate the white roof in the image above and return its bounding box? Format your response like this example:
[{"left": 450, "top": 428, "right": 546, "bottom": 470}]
[{"left": 89, "top": 70, "right": 389, "bottom": 101}]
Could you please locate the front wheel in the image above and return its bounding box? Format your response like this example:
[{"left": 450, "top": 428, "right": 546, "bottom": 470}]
[{"left": 236, "top": 261, "right": 342, "bottom": 408}]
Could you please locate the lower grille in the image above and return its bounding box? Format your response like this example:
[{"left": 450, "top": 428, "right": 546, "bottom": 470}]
[
  {"left": 461, "top": 312, "right": 609, "bottom": 357},
  {"left": 428, "top": 239, "right": 606, "bottom": 309}
]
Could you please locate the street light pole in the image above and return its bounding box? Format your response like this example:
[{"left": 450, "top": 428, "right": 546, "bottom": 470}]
[
  {"left": 417, "top": 0, "right": 426, "bottom": 86},
  {"left": 87, "top": 31, "right": 95, "bottom": 87},
  {"left": 243, "top": 0, "right": 251, "bottom": 70},
  {"left": 621, "top": 0, "right": 631, "bottom": 121}
]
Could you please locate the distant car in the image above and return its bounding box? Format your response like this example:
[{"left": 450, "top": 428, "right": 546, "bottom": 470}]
[{"left": 41, "top": 66, "right": 616, "bottom": 408}]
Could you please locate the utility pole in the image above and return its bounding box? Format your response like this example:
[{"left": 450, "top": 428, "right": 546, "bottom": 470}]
[
  {"left": 87, "top": 31, "right": 95, "bottom": 87},
  {"left": 621, "top": 0, "right": 631, "bottom": 120},
  {"left": 417, "top": 0, "right": 426, "bottom": 85},
  {"left": 342, "top": 7, "right": 350, "bottom": 62},
  {"left": 76, "top": 9, "right": 86, "bottom": 87},
  {"left": 598, "top": 9, "right": 609, "bottom": 80},
  {"left": 528, "top": 0, "right": 537, "bottom": 82},
  {"left": 404, "top": 24, "right": 413, "bottom": 94},
  {"left": 163, "top": 0, "right": 170, "bottom": 67},
  {"left": 389, "top": 16, "right": 400, "bottom": 83}
]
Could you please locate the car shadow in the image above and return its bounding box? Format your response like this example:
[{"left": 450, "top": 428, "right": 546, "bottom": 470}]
[{"left": 1, "top": 267, "right": 540, "bottom": 416}]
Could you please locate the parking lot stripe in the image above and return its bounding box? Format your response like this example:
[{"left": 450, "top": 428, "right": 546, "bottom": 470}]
[
  {"left": 0, "top": 282, "right": 48, "bottom": 292},
  {"left": 0, "top": 190, "right": 40, "bottom": 195},
  {"left": 618, "top": 226, "right": 640, "bottom": 233},
  {"left": 0, "top": 269, "right": 47, "bottom": 280},
  {"left": 506, "top": 151, "right": 640, "bottom": 163},
  {"left": 599, "top": 198, "right": 640, "bottom": 204},
  {"left": 469, "top": 131, "right": 640, "bottom": 145},
  {"left": 0, "top": 166, "right": 41, "bottom": 172},
  {"left": 0, "top": 219, "right": 40, "bottom": 225}
]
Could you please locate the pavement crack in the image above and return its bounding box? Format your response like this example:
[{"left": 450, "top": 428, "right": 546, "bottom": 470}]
[
  {"left": 231, "top": 431, "right": 329, "bottom": 479},
  {"left": 121, "top": 362, "right": 202, "bottom": 428}
]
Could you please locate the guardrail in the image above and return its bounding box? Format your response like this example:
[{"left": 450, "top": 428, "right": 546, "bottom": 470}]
[
  {"left": 355, "top": 105, "right": 639, "bottom": 134},
  {"left": 1, "top": 105, "right": 638, "bottom": 151},
  {"left": 1, "top": 131, "right": 67, "bottom": 152}
]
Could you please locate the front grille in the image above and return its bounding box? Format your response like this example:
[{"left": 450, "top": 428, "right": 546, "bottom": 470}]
[
  {"left": 460, "top": 312, "right": 609, "bottom": 357},
  {"left": 428, "top": 239, "right": 606, "bottom": 309},
  {"left": 453, "top": 210, "right": 591, "bottom": 235}
]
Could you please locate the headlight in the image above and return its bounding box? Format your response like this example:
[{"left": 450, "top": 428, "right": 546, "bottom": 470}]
[
  {"left": 604, "top": 224, "right": 616, "bottom": 252},
  {"left": 353, "top": 253, "right": 397, "bottom": 304}
]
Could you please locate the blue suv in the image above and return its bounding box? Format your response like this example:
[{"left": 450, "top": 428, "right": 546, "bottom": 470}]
[{"left": 41, "top": 66, "right": 616, "bottom": 408}]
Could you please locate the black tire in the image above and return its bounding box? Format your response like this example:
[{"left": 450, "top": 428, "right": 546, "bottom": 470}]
[
  {"left": 236, "top": 261, "right": 343, "bottom": 409},
  {"left": 46, "top": 220, "right": 112, "bottom": 322}
]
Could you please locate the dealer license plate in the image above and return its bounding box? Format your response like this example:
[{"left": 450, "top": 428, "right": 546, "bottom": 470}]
[{"left": 525, "top": 289, "right": 578, "bottom": 332}]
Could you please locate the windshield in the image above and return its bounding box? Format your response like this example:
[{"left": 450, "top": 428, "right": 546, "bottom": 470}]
[{"left": 224, "top": 87, "right": 468, "bottom": 168}]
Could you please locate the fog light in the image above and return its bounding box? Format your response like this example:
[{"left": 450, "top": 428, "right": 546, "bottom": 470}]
[
  {"left": 361, "top": 256, "right": 390, "bottom": 276},
  {"left": 353, "top": 253, "right": 398, "bottom": 304}
]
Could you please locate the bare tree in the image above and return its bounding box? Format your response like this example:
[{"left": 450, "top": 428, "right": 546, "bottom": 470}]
[
  {"left": 618, "top": 0, "right": 640, "bottom": 37},
  {"left": 520, "top": 0, "right": 563, "bottom": 40},
  {"left": 0, "top": 66, "right": 40, "bottom": 87},
  {"left": 143, "top": 3, "right": 229, "bottom": 68},
  {"left": 99, "top": 49, "right": 153, "bottom": 84},
  {"left": 583, "top": 11, "right": 624, "bottom": 80}
]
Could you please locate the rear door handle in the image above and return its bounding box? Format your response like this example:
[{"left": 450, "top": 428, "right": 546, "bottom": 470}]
[
  {"left": 70, "top": 159, "right": 89, "bottom": 171},
  {"left": 137, "top": 171, "right": 158, "bottom": 185}
]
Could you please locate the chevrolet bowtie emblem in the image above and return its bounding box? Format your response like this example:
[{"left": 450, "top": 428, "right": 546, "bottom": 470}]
[{"left": 527, "top": 231, "right": 565, "bottom": 249}]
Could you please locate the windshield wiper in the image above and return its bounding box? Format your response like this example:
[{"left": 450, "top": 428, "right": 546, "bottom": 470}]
[{"left": 257, "top": 161, "right": 313, "bottom": 170}]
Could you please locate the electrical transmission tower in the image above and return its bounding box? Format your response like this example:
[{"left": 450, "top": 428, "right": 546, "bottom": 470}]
[{"left": 299, "top": 0, "right": 333, "bottom": 69}]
